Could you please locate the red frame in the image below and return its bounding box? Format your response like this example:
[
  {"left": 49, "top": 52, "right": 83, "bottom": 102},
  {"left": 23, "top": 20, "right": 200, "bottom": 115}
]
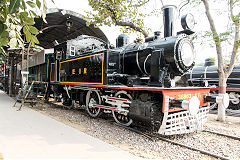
[{"left": 50, "top": 82, "right": 210, "bottom": 113}]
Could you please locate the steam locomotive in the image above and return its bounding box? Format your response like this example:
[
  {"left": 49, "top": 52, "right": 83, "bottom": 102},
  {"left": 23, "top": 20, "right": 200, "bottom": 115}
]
[
  {"left": 186, "top": 58, "right": 240, "bottom": 110},
  {"left": 30, "top": 6, "right": 227, "bottom": 135}
]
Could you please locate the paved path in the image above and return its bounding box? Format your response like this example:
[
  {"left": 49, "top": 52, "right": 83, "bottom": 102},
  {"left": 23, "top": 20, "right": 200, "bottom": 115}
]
[{"left": 0, "top": 91, "right": 138, "bottom": 159}]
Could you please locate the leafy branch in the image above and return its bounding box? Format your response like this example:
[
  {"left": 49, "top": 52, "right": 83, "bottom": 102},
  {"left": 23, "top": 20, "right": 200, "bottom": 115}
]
[
  {"left": 0, "top": 0, "right": 52, "bottom": 51},
  {"left": 85, "top": 0, "right": 150, "bottom": 37}
]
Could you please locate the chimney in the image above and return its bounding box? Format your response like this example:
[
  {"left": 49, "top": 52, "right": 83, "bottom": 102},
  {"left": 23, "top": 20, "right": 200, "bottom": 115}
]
[{"left": 163, "top": 6, "right": 174, "bottom": 38}]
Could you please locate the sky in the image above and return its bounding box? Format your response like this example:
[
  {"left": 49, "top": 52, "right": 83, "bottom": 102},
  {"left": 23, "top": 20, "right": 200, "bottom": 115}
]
[{"left": 45, "top": 0, "right": 237, "bottom": 65}]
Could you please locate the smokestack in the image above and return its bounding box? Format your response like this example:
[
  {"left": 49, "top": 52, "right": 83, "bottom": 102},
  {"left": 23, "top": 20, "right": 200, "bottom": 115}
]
[{"left": 163, "top": 6, "right": 174, "bottom": 38}]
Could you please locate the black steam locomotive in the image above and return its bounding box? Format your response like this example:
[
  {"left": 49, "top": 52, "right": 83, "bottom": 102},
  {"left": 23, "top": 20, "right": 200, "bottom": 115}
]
[
  {"left": 41, "top": 6, "right": 226, "bottom": 135},
  {"left": 186, "top": 58, "right": 240, "bottom": 110}
]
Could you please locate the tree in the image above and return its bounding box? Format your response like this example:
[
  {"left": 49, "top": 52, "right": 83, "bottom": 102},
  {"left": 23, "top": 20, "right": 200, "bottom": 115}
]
[
  {"left": 0, "top": 0, "right": 51, "bottom": 52},
  {"left": 199, "top": 0, "right": 240, "bottom": 121},
  {"left": 85, "top": 0, "right": 152, "bottom": 38}
]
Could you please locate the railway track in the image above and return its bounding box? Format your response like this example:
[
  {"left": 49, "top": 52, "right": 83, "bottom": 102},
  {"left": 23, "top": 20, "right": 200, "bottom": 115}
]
[{"left": 115, "top": 123, "right": 240, "bottom": 160}]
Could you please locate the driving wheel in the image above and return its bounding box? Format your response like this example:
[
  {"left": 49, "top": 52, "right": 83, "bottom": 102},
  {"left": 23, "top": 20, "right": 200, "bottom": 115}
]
[
  {"left": 112, "top": 91, "right": 133, "bottom": 126},
  {"left": 86, "top": 90, "right": 102, "bottom": 118}
]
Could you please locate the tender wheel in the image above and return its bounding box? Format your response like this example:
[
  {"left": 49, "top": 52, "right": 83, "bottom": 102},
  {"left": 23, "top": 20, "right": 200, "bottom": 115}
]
[
  {"left": 86, "top": 90, "right": 102, "bottom": 118},
  {"left": 112, "top": 91, "right": 133, "bottom": 126},
  {"left": 61, "top": 92, "right": 72, "bottom": 108},
  {"left": 53, "top": 92, "right": 61, "bottom": 102}
]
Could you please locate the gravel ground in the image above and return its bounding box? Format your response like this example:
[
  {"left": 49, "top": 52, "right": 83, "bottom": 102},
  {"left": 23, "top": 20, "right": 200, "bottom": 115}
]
[
  {"left": 205, "top": 113, "right": 240, "bottom": 137},
  {"left": 30, "top": 102, "right": 240, "bottom": 160}
]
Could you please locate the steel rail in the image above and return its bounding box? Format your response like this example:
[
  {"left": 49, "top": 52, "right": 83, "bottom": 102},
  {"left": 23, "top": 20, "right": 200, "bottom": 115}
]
[
  {"left": 204, "top": 129, "right": 240, "bottom": 141},
  {"left": 153, "top": 134, "right": 230, "bottom": 160}
]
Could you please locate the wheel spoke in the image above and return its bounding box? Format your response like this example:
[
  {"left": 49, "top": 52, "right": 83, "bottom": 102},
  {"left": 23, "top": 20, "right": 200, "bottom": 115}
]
[
  {"left": 112, "top": 91, "right": 133, "bottom": 126},
  {"left": 86, "top": 90, "right": 102, "bottom": 118}
]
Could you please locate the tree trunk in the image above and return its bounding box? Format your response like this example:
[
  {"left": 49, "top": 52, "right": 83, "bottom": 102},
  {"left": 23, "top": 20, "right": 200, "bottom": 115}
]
[
  {"left": 202, "top": 0, "right": 227, "bottom": 121},
  {"left": 217, "top": 76, "right": 227, "bottom": 121}
]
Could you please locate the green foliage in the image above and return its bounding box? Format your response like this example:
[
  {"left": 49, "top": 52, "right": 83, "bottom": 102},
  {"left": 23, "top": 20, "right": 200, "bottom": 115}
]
[
  {"left": 85, "top": 0, "right": 151, "bottom": 37},
  {"left": 189, "top": 0, "right": 201, "bottom": 7},
  {"left": 9, "top": 0, "right": 20, "bottom": 14},
  {"left": 202, "top": 30, "right": 233, "bottom": 46},
  {"left": 0, "top": 0, "right": 51, "bottom": 49},
  {"left": 209, "top": 57, "right": 215, "bottom": 61}
]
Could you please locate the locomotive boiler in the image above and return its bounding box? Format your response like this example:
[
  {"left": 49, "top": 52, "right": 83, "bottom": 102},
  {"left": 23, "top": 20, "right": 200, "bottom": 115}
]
[{"left": 46, "top": 6, "right": 227, "bottom": 135}]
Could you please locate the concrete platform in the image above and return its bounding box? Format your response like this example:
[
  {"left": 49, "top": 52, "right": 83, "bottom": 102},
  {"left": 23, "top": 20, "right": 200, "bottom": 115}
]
[{"left": 0, "top": 91, "right": 139, "bottom": 159}]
